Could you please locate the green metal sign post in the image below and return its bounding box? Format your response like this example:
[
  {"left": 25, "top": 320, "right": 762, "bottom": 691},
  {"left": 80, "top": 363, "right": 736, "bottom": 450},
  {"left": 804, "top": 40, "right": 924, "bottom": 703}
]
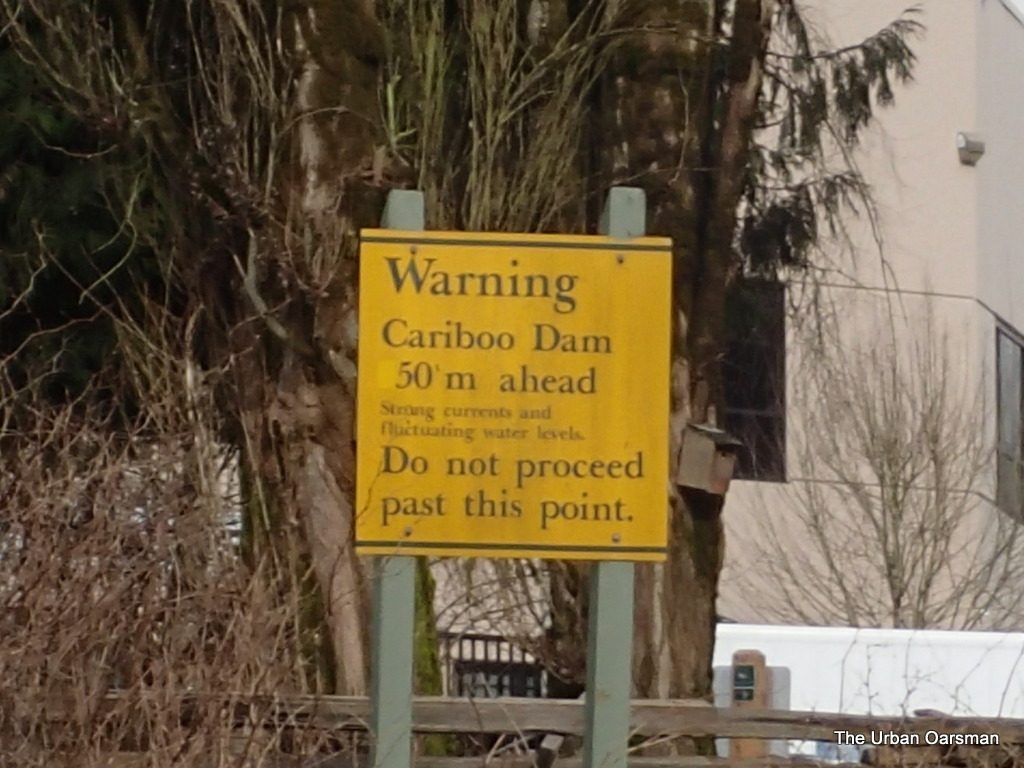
[
  {"left": 368, "top": 190, "right": 424, "bottom": 768},
  {"left": 582, "top": 187, "right": 645, "bottom": 768}
]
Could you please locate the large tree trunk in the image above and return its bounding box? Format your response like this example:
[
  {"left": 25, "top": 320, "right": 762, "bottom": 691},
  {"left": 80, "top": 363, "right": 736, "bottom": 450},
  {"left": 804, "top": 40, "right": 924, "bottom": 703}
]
[
  {"left": 595, "top": 0, "right": 775, "bottom": 706},
  {"left": 238, "top": 0, "right": 388, "bottom": 694},
  {"left": 529, "top": 0, "right": 774, "bottom": 711}
]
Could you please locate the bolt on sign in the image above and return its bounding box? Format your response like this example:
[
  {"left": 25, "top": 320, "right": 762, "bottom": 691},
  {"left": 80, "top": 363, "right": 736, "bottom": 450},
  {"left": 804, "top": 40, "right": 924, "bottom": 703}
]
[{"left": 355, "top": 229, "right": 671, "bottom": 561}]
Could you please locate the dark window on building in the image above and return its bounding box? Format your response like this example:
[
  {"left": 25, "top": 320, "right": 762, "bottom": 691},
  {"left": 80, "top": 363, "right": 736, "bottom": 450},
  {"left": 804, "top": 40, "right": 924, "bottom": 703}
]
[
  {"left": 997, "top": 326, "right": 1024, "bottom": 518},
  {"left": 722, "top": 278, "right": 786, "bottom": 482}
]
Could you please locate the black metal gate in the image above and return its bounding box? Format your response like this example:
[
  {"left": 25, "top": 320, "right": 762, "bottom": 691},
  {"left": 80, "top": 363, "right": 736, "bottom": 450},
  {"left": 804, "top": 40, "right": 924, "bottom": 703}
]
[{"left": 439, "top": 632, "right": 545, "bottom": 698}]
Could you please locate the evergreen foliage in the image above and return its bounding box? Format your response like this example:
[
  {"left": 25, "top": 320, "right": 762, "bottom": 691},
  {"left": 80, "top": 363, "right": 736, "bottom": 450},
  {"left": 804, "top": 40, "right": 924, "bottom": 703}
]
[
  {"left": 0, "top": 41, "right": 159, "bottom": 405},
  {"left": 741, "top": 8, "right": 922, "bottom": 276}
]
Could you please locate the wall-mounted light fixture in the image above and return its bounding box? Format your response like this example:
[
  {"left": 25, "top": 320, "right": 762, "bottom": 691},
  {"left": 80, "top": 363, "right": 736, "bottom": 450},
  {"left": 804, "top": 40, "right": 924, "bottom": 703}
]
[{"left": 957, "top": 132, "right": 986, "bottom": 166}]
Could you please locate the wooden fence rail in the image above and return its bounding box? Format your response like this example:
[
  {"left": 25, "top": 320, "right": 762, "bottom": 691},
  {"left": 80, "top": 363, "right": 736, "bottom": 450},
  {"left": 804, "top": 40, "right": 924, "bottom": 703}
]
[
  {"left": 19, "top": 693, "right": 1024, "bottom": 744},
  {"left": 415, "top": 759, "right": 864, "bottom": 768}
]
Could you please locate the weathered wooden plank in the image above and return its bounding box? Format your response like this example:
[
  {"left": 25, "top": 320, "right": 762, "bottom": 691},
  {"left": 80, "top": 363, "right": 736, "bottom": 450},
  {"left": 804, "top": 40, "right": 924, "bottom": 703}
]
[
  {"left": 94, "top": 754, "right": 861, "bottom": 768},
  {"left": 412, "top": 758, "right": 862, "bottom": 768},
  {"left": 21, "top": 693, "right": 1024, "bottom": 744},
  {"left": 262, "top": 697, "right": 1024, "bottom": 744},
  {"left": 280, "top": 697, "right": 1024, "bottom": 744}
]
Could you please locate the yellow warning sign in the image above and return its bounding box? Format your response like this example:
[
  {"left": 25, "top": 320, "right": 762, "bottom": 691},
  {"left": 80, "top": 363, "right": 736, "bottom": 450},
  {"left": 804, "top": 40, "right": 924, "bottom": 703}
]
[{"left": 355, "top": 229, "right": 671, "bottom": 560}]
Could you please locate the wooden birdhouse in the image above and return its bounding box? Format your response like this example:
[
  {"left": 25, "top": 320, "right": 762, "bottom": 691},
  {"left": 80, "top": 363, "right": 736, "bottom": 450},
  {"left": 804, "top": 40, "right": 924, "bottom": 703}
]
[{"left": 676, "top": 423, "right": 744, "bottom": 495}]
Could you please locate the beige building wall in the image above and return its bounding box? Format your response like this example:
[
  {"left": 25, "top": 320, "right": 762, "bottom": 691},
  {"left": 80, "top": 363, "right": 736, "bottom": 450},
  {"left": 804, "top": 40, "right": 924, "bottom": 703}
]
[
  {"left": 720, "top": 1, "right": 1024, "bottom": 628},
  {"left": 977, "top": 0, "right": 1024, "bottom": 330}
]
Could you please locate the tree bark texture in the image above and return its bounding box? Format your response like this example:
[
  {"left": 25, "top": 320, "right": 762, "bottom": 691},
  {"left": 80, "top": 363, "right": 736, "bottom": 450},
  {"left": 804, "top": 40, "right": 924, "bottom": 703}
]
[
  {"left": 595, "top": 0, "right": 775, "bottom": 704},
  {"left": 240, "top": 0, "right": 388, "bottom": 694}
]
